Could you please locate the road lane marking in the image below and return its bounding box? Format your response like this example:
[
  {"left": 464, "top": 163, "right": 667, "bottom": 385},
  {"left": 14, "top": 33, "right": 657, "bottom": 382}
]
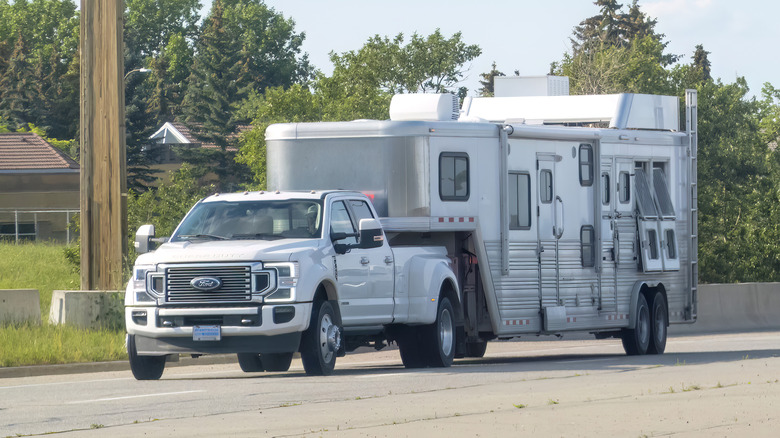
[
  {"left": 66, "top": 390, "right": 206, "bottom": 404},
  {"left": 0, "top": 377, "right": 133, "bottom": 391}
]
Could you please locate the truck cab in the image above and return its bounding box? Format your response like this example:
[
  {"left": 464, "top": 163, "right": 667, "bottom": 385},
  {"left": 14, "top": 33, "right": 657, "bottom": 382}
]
[{"left": 126, "top": 190, "right": 459, "bottom": 379}]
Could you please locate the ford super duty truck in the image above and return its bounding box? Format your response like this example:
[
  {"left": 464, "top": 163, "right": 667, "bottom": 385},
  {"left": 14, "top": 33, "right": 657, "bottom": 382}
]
[{"left": 126, "top": 190, "right": 459, "bottom": 380}]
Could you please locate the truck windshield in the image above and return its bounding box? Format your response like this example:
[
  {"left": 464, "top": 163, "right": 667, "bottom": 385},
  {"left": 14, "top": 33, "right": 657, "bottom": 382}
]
[{"left": 171, "top": 200, "right": 323, "bottom": 242}]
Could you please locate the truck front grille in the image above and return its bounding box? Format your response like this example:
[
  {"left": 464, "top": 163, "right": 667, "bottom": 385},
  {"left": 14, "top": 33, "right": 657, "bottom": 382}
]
[{"left": 166, "top": 266, "right": 252, "bottom": 303}]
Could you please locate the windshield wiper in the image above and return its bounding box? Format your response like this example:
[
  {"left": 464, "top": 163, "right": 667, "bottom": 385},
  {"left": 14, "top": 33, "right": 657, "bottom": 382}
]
[
  {"left": 231, "top": 233, "right": 283, "bottom": 240},
  {"left": 178, "top": 234, "right": 228, "bottom": 241}
]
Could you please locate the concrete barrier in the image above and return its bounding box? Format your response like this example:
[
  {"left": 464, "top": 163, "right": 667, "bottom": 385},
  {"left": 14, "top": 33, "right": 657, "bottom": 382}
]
[
  {"left": 49, "top": 290, "right": 124, "bottom": 330},
  {"left": 670, "top": 283, "right": 780, "bottom": 335},
  {"left": 0, "top": 289, "right": 41, "bottom": 324}
]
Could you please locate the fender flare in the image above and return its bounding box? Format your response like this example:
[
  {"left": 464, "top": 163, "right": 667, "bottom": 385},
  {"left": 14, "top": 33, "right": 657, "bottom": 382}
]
[{"left": 628, "top": 280, "right": 659, "bottom": 329}]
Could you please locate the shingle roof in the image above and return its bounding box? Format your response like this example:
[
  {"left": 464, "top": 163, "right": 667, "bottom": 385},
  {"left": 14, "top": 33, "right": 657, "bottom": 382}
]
[
  {"left": 168, "top": 122, "right": 249, "bottom": 151},
  {"left": 0, "top": 132, "right": 79, "bottom": 171}
]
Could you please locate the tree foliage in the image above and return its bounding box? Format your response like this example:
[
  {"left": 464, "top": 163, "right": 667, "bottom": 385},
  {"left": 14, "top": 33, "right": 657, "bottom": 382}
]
[{"left": 237, "top": 30, "right": 482, "bottom": 189}]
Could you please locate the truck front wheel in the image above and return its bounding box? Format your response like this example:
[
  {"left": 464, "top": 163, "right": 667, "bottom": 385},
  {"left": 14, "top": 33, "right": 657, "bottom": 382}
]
[
  {"left": 301, "top": 300, "right": 340, "bottom": 376},
  {"left": 127, "top": 334, "right": 166, "bottom": 380}
]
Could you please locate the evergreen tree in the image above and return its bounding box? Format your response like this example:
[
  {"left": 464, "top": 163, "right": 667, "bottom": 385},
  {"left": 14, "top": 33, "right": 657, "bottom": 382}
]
[
  {"left": 692, "top": 44, "right": 712, "bottom": 82},
  {"left": 478, "top": 62, "right": 505, "bottom": 97},
  {"left": 0, "top": 32, "right": 36, "bottom": 129}
]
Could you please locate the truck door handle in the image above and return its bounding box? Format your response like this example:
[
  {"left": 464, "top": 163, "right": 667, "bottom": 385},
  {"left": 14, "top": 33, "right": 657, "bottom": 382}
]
[
  {"left": 361, "top": 257, "right": 370, "bottom": 265},
  {"left": 384, "top": 256, "right": 393, "bottom": 264}
]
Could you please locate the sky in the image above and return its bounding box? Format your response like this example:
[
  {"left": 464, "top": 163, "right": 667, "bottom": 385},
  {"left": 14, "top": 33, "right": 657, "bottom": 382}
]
[{"left": 201, "top": 0, "right": 777, "bottom": 97}]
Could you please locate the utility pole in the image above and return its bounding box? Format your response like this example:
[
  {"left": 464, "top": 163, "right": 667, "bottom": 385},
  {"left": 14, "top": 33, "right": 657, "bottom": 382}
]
[{"left": 80, "top": 0, "right": 127, "bottom": 290}]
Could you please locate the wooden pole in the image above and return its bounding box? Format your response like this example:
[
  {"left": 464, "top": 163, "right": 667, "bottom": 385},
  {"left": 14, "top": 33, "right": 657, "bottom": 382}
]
[{"left": 80, "top": 0, "right": 127, "bottom": 291}]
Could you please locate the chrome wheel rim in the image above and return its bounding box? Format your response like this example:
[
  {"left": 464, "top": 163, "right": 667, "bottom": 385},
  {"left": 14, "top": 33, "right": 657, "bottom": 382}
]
[
  {"left": 439, "top": 308, "right": 454, "bottom": 357},
  {"left": 319, "top": 313, "right": 338, "bottom": 363}
]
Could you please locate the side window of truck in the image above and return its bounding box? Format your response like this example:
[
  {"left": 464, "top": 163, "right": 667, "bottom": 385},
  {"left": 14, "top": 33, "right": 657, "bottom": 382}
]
[
  {"left": 330, "top": 201, "right": 357, "bottom": 245},
  {"left": 349, "top": 200, "right": 375, "bottom": 222},
  {"left": 439, "top": 152, "right": 470, "bottom": 201}
]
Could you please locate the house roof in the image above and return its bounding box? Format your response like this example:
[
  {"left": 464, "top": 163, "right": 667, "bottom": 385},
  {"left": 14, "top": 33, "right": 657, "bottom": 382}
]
[
  {"left": 0, "top": 132, "right": 79, "bottom": 172},
  {"left": 150, "top": 122, "right": 251, "bottom": 152}
]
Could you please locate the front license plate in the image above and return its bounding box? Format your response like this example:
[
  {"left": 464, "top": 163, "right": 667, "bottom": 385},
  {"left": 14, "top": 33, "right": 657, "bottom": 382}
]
[{"left": 193, "top": 325, "right": 221, "bottom": 341}]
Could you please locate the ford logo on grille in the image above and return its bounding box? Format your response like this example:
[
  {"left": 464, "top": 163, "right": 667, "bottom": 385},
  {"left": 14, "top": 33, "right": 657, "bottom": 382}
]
[{"left": 190, "top": 276, "right": 222, "bottom": 291}]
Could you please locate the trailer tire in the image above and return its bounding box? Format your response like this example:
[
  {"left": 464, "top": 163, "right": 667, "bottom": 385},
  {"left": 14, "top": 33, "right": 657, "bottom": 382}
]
[
  {"left": 301, "top": 300, "right": 340, "bottom": 376},
  {"left": 465, "top": 340, "right": 488, "bottom": 358},
  {"left": 398, "top": 327, "right": 427, "bottom": 368},
  {"left": 424, "top": 297, "right": 456, "bottom": 367},
  {"left": 648, "top": 291, "right": 668, "bottom": 355},
  {"left": 621, "top": 293, "right": 651, "bottom": 356},
  {"left": 127, "top": 335, "right": 165, "bottom": 380},
  {"left": 261, "top": 352, "right": 294, "bottom": 372},
  {"left": 237, "top": 353, "right": 264, "bottom": 372}
]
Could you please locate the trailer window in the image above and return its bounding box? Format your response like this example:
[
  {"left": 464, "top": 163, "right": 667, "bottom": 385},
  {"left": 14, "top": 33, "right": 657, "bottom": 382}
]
[
  {"left": 601, "top": 172, "right": 610, "bottom": 205},
  {"left": 647, "top": 229, "right": 659, "bottom": 260},
  {"left": 652, "top": 168, "right": 675, "bottom": 218},
  {"left": 634, "top": 169, "right": 658, "bottom": 219},
  {"left": 580, "top": 225, "right": 595, "bottom": 267},
  {"left": 579, "top": 144, "right": 594, "bottom": 187},
  {"left": 618, "top": 171, "right": 630, "bottom": 204},
  {"left": 665, "top": 229, "right": 677, "bottom": 259},
  {"left": 439, "top": 153, "right": 470, "bottom": 201},
  {"left": 509, "top": 172, "right": 531, "bottom": 229},
  {"left": 540, "top": 170, "right": 553, "bottom": 204}
]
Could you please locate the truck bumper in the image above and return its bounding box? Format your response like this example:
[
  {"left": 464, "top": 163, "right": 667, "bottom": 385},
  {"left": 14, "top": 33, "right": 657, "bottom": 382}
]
[{"left": 125, "top": 302, "right": 311, "bottom": 355}]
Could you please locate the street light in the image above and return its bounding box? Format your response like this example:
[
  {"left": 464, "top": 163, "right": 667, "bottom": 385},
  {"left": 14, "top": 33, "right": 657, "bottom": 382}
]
[{"left": 124, "top": 67, "right": 151, "bottom": 80}]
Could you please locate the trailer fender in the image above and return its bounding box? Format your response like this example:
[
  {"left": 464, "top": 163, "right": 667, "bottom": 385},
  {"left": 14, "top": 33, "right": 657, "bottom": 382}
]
[
  {"left": 627, "top": 281, "right": 648, "bottom": 330},
  {"left": 406, "top": 256, "right": 460, "bottom": 325}
]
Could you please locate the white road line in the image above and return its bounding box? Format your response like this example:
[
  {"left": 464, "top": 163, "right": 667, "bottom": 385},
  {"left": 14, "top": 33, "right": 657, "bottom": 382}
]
[
  {"left": 66, "top": 390, "right": 206, "bottom": 404},
  {"left": 0, "top": 377, "right": 133, "bottom": 391}
]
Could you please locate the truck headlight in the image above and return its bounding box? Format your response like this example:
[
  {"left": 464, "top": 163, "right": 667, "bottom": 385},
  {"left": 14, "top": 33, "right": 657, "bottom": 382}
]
[
  {"left": 131, "top": 264, "right": 160, "bottom": 303},
  {"left": 265, "top": 262, "right": 298, "bottom": 302}
]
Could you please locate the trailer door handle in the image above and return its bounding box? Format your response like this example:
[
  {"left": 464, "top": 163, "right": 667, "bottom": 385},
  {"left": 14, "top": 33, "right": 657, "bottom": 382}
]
[{"left": 554, "top": 195, "right": 565, "bottom": 239}]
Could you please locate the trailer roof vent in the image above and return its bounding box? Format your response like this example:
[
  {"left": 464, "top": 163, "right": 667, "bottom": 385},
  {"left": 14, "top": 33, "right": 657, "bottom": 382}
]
[{"left": 389, "top": 93, "right": 459, "bottom": 121}]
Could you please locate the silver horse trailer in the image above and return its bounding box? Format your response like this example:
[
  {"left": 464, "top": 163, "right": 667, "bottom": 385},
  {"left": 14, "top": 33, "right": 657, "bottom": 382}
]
[{"left": 266, "top": 89, "right": 698, "bottom": 356}]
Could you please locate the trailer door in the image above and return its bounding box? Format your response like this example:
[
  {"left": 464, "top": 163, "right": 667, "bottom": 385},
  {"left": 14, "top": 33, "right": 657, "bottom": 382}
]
[{"left": 537, "top": 154, "right": 560, "bottom": 308}]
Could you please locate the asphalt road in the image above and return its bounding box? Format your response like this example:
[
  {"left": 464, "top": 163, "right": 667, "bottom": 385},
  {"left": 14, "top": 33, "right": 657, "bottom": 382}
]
[{"left": 1, "top": 331, "right": 779, "bottom": 437}]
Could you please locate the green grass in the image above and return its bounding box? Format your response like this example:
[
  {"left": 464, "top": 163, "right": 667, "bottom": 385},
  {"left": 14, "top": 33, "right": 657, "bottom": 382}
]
[
  {"left": 0, "top": 322, "right": 126, "bottom": 367},
  {"left": 0, "top": 242, "right": 80, "bottom": 319},
  {"left": 0, "top": 243, "right": 126, "bottom": 367}
]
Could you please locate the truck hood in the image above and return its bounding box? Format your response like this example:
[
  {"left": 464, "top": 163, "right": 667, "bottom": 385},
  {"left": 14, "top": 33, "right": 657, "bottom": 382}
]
[{"left": 135, "top": 239, "right": 320, "bottom": 265}]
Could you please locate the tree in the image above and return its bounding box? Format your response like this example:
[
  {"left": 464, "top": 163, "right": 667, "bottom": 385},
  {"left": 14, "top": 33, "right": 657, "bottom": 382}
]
[
  {"left": 124, "top": 0, "right": 200, "bottom": 59},
  {"left": 0, "top": 32, "right": 36, "bottom": 128},
  {"left": 237, "top": 30, "right": 482, "bottom": 188},
  {"left": 478, "top": 62, "right": 505, "bottom": 97}
]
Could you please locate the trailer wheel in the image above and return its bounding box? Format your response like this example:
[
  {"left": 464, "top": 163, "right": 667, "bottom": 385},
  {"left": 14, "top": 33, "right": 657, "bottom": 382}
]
[
  {"left": 621, "top": 293, "right": 651, "bottom": 356},
  {"left": 648, "top": 291, "right": 668, "bottom": 355},
  {"left": 237, "top": 353, "right": 264, "bottom": 372},
  {"left": 127, "top": 334, "right": 166, "bottom": 380},
  {"left": 424, "top": 297, "right": 456, "bottom": 367},
  {"left": 261, "top": 352, "right": 294, "bottom": 372},
  {"left": 301, "top": 300, "right": 340, "bottom": 376},
  {"left": 465, "top": 340, "right": 488, "bottom": 358},
  {"left": 398, "top": 327, "right": 426, "bottom": 368}
]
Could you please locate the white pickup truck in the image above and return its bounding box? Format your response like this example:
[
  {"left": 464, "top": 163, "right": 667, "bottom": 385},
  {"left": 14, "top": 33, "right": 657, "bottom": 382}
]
[{"left": 126, "top": 190, "right": 459, "bottom": 380}]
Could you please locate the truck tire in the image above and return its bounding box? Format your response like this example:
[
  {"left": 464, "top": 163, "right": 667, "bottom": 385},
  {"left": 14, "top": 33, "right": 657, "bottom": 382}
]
[
  {"left": 397, "top": 327, "right": 426, "bottom": 369},
  {"left": 127, "top": 334, "right": 166, "bottom": 380},
  {"left": 465, "top": 340, "right": 488, "bottom": 358},
  {"left": 424, "top": 297, "right": 456, "bottom": 367},
  {"left": 261, "top": 352, "right": 294, "bottom": 372},
  {"left": 648, "top": 291, "right": 668, "bottom": 355},
  {"left": 237, "top": 353, "right": 264, "bottom": 372},
  {"left": 301, "top": 300, "right": 340, "bottom": 376},
  {"left": 621, "top": 293, "right": 651, "bottom": 356}
]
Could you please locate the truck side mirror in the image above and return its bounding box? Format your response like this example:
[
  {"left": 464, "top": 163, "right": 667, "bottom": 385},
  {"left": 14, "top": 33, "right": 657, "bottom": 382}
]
[
  {"left": 135, "top": 224, "right": 156, "bottom": 254},
  {"left": 357, "top": 218, "right": 384, "bottom": 250}
]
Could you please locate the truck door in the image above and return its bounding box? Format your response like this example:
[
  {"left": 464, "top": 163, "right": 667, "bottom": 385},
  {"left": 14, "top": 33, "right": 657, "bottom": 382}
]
[
  {"left": 537, "top": 154, "right": 561, "bottom": 309},
  {"left": 330, "top": 199, "right": 394, "bottom": 326}
]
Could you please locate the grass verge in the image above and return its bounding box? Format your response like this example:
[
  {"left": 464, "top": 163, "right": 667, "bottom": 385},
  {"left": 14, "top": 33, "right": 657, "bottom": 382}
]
[
  {"left": 0, "top": 243, "right": 127, "bottom": 367},
  {"left": 0, "top": 323, "right": 126, "bottom": 367},
  {"left": 0, "top": 242, "right": 80, "bottom": 319}
]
